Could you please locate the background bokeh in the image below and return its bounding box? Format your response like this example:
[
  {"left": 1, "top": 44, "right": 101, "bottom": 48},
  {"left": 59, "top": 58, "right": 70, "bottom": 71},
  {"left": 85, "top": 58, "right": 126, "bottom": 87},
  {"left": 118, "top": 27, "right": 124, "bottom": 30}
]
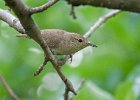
[{"left": 0, "top": 0, "right": 140, "bottom": 100}]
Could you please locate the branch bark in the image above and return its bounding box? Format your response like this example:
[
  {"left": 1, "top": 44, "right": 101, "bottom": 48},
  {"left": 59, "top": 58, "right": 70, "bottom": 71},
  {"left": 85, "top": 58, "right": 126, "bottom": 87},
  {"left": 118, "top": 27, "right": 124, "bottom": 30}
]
[
  {"left": 66, "top": 0, "right": 140, "bottom": 13},
  {"left": 64, "top": 88, "right": 69, "bottom": 100},
  {"left": 0, "top": 9, "right": 25, "bottom": 34},
  {"left": 0, "top": 74, "right": 19, "bottom": 100},
  {"left": 69, "top": 80, "right": 85, "bottom": 100},
  {"left": 29, "top": 0, "right": 59, "bottom": 14},
  {"left": 4, "top": 0, "right": 48, "bottom": 46},
  {"left": 84, "top": 10, "right": 121, "bottom": 38}
]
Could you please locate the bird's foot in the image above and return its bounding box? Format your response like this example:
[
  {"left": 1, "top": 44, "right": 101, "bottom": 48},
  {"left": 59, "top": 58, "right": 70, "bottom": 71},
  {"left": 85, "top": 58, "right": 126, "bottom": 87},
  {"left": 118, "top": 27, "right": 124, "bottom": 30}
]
[
  {"left": 56, "top": 54, "right": 73, "bottom": 67},
  {"left": 57, "top": 59, "right": 66, "bottom": 67},
  {"left": 69, "top": 54, "right": 73, "bottom": 63}
]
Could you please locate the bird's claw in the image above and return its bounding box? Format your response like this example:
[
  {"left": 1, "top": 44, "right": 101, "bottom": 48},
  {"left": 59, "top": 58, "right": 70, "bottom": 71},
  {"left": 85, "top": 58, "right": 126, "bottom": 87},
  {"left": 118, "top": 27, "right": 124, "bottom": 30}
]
[{"left": 69, "top": 54, "right": 73, "bottom": 63}]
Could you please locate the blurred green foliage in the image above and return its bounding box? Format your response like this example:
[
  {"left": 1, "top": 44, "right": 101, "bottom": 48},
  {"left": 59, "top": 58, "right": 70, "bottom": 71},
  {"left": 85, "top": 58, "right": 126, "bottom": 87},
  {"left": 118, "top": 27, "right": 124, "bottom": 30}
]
[{"left": 0, "top": 0, "right": 140, "bottom": 100}]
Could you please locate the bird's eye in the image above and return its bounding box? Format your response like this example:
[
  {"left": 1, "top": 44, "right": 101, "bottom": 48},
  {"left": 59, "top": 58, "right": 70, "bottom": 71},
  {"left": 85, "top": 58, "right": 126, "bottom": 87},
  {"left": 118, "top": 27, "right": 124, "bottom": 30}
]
[{"left": 78, "top": 39, "right": 83, "bottom": 43}]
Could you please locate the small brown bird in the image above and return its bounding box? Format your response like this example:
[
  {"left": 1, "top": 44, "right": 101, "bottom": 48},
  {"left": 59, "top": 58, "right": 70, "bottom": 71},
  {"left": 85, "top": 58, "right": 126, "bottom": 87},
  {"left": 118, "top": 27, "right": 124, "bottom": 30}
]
[
  {"left": 41, "top": 29, "right": 97, "bottom": 55},
  {"left": 17, "top": 29, "right": 97, "bottom": 55}
]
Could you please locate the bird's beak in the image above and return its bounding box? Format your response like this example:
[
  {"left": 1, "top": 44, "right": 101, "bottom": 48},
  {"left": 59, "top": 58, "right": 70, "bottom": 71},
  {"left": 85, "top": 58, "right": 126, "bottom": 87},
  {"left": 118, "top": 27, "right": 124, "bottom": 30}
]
[{"left": 88, "top": 42, "right": 97, "bottom": 47}]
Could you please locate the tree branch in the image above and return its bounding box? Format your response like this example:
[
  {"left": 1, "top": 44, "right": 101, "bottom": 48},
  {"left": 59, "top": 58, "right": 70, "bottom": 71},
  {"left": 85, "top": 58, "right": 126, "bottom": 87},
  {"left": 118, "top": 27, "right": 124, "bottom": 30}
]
[
  {"left": 84, "top": 10, "right": 121, "bottom": 38},
  {"left": 34, "top": 56, "right": 49, "bottom": 76},
  {"left": 69, "top": 80, "right": 85, "bottom": 100},
  {"left": 3, "top": 0, "right": 76, "bottom": 98},
  {"left": 52, "top": 61, "right": 77, "bottom": 95},
  {"left": 29, "top": 0, "right": 59, "bottom": 14},
  {"left": 70, "top": 5, "right": 76, "bottom": 19},
  {"left": 0, "top": 1, "right": 121, "bottom": 100},
  {"left": 66, "top": 0, "right": 140, "bottom": 13},
  {"left": 64, "top": 88, "right": 69, "bottom": 100},
  {"left": 0, "top": 74, "right": 19, "bottom": 100},
  {"left": 0, "top": 9, "right": 25, "bottom": 34},
  {"left": 4, "top": 0, "right": 44, "bottom": 45}
]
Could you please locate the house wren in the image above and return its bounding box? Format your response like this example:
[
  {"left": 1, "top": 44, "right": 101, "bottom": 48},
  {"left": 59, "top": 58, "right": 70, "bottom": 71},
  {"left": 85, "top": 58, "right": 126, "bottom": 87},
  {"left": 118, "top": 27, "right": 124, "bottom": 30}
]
[
  {"left": 17, "top": 29, "right": 97, "bottom": 55},
  {"left": 40, "top": 29, "right": 97, "bottom": 55}
]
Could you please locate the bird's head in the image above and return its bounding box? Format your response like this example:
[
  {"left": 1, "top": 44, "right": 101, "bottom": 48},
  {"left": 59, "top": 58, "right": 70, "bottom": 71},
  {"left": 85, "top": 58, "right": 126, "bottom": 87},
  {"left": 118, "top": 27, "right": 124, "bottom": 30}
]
[{"left": 69, "top": 33, "right": 97, "bottom": 53}]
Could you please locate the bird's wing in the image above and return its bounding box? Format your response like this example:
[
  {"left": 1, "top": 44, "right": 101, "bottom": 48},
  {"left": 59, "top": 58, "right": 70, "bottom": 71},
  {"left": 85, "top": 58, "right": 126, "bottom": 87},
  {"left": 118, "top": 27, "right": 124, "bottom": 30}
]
[{"left": 41, "top": 29, "right": 65, "bottom": 49}]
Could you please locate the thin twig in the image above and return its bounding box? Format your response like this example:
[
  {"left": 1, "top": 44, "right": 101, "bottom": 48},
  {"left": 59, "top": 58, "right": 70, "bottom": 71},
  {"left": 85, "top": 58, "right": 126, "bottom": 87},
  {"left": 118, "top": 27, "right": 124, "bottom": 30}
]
[
  {"left": 0, "top": 74, "right": 19, "bottom": 100},
  {"left": 64, "top": 88, "right": 69, "bottom": 100},
  {"left": 29, "top": 0, "right": 59, "bottom": 14},
  {"left": 34, "top": 56, "right": 49, "bottom": 76},
  {"left": 16, "top": 34, "right": 30, "bottom": 38},
  {"left": 70, "top": 5, "right": 77, "bottom": 19},
  {"left": 50, "top": 58, "right": 77, "bottom": 95},
  {"left": 69, "top": 80, "right": 85, "bottom": 100},
  {"left": 84, "top": 10, "right": 121, "bottom": 38}
]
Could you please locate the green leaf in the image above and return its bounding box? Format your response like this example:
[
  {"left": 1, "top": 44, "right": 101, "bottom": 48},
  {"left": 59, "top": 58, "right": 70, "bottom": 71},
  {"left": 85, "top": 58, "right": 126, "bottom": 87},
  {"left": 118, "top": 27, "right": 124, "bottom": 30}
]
[{"left": 115, "top": 81, "right": 136, "bottom": 100}]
